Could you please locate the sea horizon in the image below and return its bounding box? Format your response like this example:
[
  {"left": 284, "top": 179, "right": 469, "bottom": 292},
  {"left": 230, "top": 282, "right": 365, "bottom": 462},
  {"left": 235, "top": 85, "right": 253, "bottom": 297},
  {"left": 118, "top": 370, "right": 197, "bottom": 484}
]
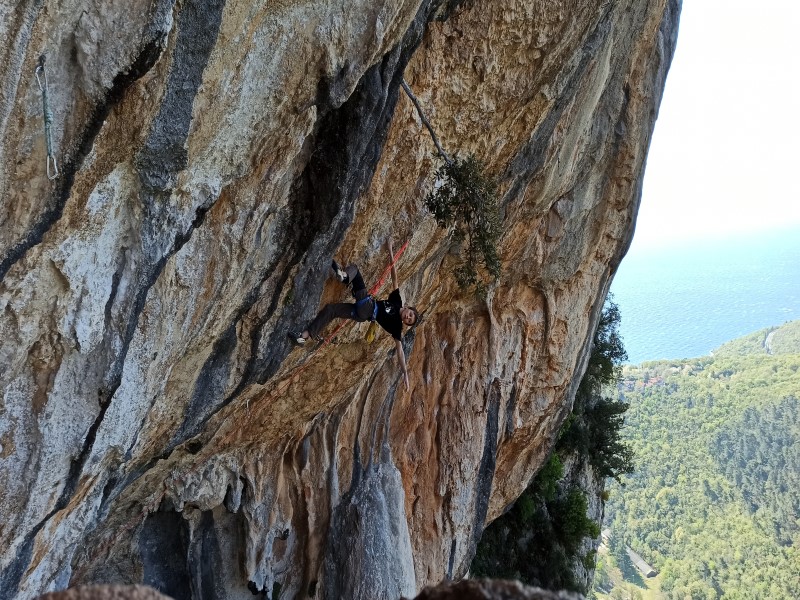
[{"left": 610, "top": 226, "right": 800, "bottom": 364}]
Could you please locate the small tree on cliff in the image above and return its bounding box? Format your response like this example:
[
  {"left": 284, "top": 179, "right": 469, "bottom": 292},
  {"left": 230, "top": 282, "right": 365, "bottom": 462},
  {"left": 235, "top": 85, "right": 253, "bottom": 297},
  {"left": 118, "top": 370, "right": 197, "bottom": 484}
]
[
  {"left": 401, "top": 80, "right": 501, "bottom": 296},
  {"left": 559, "top": 298, "right": 633, "bottom": 482}
]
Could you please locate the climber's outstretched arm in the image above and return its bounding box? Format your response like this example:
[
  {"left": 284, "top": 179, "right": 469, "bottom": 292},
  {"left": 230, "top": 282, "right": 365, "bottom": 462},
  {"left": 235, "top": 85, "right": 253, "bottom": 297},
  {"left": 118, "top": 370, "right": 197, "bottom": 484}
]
[{"left": 395, "top": 339, "right": 410, "bottom": 391}]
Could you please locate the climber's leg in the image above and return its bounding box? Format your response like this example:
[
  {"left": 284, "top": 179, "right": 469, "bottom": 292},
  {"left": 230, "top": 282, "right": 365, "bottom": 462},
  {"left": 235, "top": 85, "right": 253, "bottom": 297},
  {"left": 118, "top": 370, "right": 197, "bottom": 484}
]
[{"left": 304, "top": 302, "right": 356, "bottom": 339}]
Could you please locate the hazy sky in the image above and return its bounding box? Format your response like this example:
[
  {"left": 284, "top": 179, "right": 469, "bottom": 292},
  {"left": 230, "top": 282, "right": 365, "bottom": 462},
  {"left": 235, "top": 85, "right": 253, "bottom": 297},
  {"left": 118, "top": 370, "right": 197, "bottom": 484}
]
[{"left": 630, "top": 0, "right": 800, "bottom": 251}]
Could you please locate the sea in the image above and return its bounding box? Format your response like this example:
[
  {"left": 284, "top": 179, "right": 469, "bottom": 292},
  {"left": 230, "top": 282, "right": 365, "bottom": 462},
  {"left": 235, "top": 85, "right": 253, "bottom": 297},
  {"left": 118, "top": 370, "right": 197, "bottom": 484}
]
[{"left": 610, "top": 227, "right": 800, "bottom": 364}]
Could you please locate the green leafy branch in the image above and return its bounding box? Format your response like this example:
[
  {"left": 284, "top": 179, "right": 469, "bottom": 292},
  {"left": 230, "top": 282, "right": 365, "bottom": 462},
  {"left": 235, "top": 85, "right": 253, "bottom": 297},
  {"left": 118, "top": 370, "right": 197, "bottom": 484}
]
[{"left": 401, "top": 80, "right": 502, "bottom": 295}]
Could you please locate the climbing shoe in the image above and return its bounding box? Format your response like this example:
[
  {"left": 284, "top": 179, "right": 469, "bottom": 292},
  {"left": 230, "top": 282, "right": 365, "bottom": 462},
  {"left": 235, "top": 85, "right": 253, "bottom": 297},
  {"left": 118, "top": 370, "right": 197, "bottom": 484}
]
[
  {"left": 287, "top": 331, "right": 306, "bottom": 346},
  {"left": 331, "top": 259, "right": 349, "bottom": 283}
]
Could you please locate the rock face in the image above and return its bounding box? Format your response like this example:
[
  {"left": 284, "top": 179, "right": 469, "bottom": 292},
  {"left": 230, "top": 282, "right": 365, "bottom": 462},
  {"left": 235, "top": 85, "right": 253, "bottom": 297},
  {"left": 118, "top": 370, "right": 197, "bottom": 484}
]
[
  {"left": 410, "top": 579, "right": 582, "bottom": 600},
  {"left": 37, "top": 585, "right": 172, "bottom": 600},
  {"left": 0, "top": 1, "right": 679, "bottom": 599}
]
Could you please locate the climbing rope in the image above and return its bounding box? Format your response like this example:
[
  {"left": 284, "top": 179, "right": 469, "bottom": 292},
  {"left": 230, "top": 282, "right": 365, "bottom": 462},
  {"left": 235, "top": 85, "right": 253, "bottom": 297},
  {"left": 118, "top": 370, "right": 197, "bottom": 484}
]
[
  {"left": 35, "top": 56, "right": 58, "bottom": 180},
  {"left": 367, "top": 240, "right": 409, "bottom": 296}
]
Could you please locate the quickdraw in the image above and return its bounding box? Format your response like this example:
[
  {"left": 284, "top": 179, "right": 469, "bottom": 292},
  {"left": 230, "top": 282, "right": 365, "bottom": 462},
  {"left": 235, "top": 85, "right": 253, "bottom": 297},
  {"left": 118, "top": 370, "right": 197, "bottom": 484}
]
[{"left": 35, "top": 56, "right": 58, "bottom": 180}]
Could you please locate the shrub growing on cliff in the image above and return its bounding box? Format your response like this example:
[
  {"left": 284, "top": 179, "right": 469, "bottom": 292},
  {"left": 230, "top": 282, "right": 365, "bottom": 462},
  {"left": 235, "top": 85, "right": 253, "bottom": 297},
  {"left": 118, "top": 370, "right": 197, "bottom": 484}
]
[
  {"left": 470, "top": 479, "right": 593, "bottom": 592},
  {"left": 400, "top": 80, "right": 502, "bottom": 296},
  {"left": 533, "top": 453, "right": 564, "bottom": 502},
  {"left": 583, "top": 300, "right": 627, "bottom": 387},
  {"left": 559, "top": 298, "right": 633, "bottom": 482},
  {"left": 425, "top": 155, "right": 502, "bottom": 294},
  {"left": 552, "top": 489, "right": 602, "bottom": 547}
]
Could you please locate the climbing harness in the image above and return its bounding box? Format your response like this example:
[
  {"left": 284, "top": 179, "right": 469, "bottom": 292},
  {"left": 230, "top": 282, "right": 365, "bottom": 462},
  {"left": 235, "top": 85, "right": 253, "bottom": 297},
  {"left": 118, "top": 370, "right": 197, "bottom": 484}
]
[
  {"left": 352, "top": 295, "right": 379, "bottom": 321},
  {"left": 35, "top": 56, "right": 58, "bottom": 180}
]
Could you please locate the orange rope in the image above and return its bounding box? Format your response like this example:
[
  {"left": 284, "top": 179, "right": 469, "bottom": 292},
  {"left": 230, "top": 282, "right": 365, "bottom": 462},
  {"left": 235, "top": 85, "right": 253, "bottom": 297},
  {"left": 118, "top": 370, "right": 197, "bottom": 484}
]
[{"left": 368, "top": 240, "right": 409, "bottom": 296}]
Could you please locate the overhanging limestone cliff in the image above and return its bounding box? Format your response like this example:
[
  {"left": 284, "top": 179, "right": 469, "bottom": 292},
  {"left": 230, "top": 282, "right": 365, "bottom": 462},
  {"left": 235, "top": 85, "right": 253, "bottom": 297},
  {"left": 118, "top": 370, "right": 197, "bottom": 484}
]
[{"left": 0, "top": 0, "right": 680, "bottom": 598}]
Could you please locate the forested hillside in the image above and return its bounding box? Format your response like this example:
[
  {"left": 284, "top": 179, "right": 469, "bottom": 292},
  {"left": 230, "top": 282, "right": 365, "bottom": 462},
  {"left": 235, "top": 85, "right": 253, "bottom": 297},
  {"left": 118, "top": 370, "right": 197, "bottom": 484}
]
[{"left": 595, "top": 321, "right": 800, "bottom": 599}]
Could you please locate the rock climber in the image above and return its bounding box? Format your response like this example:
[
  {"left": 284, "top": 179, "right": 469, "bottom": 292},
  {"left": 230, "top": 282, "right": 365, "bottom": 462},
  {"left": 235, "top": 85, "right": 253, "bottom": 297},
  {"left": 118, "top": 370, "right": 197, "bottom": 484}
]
[{"left": 288, "top": 240, "right": 418, "bottom": 390}]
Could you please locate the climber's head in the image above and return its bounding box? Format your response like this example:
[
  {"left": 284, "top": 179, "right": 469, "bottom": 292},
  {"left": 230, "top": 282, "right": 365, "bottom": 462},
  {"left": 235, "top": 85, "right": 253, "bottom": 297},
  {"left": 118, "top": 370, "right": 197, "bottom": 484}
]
[{"left": 400, "top": 306, "right": 418, "bottom": 327}]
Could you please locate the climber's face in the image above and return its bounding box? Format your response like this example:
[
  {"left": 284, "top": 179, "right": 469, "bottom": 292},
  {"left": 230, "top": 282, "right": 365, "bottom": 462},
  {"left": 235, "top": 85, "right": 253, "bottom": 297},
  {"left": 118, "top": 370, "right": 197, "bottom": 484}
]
[{"left": 400, "top": 307, "right": 416, "bottom": 327}]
